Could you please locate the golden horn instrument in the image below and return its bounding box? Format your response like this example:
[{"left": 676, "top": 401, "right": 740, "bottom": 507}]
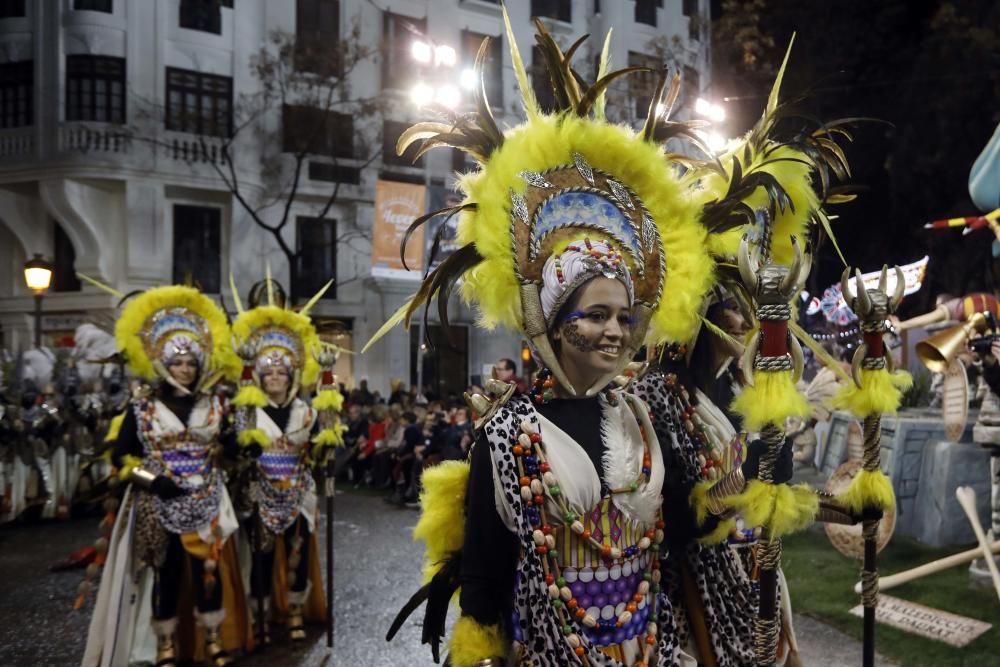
[{"left": 915, "top": 311, "right": 989, "bottom": 373}]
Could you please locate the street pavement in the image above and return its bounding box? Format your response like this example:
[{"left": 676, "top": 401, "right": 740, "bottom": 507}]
[{"left": 0, "top": 489, "right": 896, "bottom": 666}]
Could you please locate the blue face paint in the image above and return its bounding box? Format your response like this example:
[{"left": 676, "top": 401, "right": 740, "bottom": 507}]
[{"left": 562, "top": 309, "right": 587, "bottom": 322}]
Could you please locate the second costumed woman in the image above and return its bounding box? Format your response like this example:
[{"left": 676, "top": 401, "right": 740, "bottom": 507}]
[{"left": 228, "top": 279, "right": 344, "bottom": 647}]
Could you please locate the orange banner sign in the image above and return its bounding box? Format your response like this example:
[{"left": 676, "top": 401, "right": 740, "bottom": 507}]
[{"left": 371, "top": 179, "right": 427, "bottom": 279}]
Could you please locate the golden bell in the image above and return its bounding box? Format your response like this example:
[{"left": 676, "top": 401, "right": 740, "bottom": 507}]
[{"left": 916, "top": 312, "right": 989, "bottom": 373}]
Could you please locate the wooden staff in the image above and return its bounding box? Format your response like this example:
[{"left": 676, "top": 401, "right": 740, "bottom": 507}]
[
  {"left": 955, "top": 486, "right": 1000, "bottom": 602},
  {"left": 856, "top": 540, "right": 1000, "bottom": 594}
]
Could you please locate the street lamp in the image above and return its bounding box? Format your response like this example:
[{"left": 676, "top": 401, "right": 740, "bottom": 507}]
[{"left": 23, "top": 253, "right": 53, "bottom": 348}]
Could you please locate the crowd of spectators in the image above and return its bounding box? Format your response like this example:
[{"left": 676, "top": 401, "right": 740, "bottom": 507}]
[{"left": 332, "top": 362, "right": 523, "bottom": 507}]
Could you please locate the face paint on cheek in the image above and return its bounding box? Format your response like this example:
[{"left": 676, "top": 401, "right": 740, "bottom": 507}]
[{"left": 560, "top": 319, "right": 599, "bottom": 353}]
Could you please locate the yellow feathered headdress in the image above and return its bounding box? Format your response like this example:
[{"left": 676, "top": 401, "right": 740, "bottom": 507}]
[{"left": 365, "top": 12, "right": 857, "bottom": 395}]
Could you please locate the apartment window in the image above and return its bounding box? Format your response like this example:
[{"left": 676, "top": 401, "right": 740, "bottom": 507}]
[
  {"left": 52, "top": 224, "right": 81, "bottom": 292},
  {"left": 628, "top": 51, "right": 659, "bottom": 118},
  {"left": 531, "top": 0, "right": 571, "bottom": 23},
  {"left": 179, "top": 0, "right": 232, "bottom": 35},
  {"left": 683, "top": 0, "right": 700, "bottom": 40},
  {"left": 282, "top": 105, "right": 353, "bottom": 158},
  {"left": 635, "top": 0, "right": 660, "bottom": 27},
  {"left": 173, "top": 205, "right": 221, "bottom": 293},
  {"left": 383, "top": 119, "right": 423, "bottom": 168},
  {"left": 460, "top": 30, "right": 502, "bottom": 107},
  {"left": 0, "top": 61, "right": 32, "bottom": 128},
  {"left": 308, "top": 161, "right": 360, "bottom": 184},
  {"left": 382, "top": 11, "right": 426, "bottom": 91},
  {"left": 66, "top": 56, "right": 125, "bottom": 123},
  {"left": 0, "top": 1, "right": 24, "bottom": 18},
  {"left": 296, "top": 0, "right": 340, "bottom": 74},
  {"left": 165, "top": 67, "right": 232, "bottom": 137},
  {"left": 296, "top": 216, "right": 337, "bottom": 300},
  {"left": 531, "top": 46, "right": 557, "bottom": 113},
  {"left": 74, "top": 0, "right": 112, "bottom": 12}
]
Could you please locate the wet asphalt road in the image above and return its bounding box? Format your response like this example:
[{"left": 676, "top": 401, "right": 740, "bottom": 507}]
[{"left": 0, "top": 490, "right": 889, "bottom": 666}]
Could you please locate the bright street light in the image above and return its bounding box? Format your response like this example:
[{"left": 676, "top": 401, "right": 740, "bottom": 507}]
[
  {"left": 435, "top": 84, "right": 460, "bottom": 109},
  {"left": 410, "top": 82, "right": 435, "bottom": 107},
  {"left": 694, "top": 97, "right": 726, "bottom": 123},
  {"left": 434, "top": 45, "right": 456, "bottom": 67},
  {"left": 705, "top": 131, "right": 728, "bottom": 154},
  {"left": 411, "top": 40, "right": 432, "bottom": 63},
  {"left": 23, "top": 254, "right": 53, "bottom": 348},
  {"left": 460, "top": 68, "right": 478, "bottom": 90}
]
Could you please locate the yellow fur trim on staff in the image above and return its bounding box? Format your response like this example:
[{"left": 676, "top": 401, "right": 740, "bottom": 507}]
[
  {"left": 117, "top": 454, "right": 143, "bottom": 481},
  {"left": 455, "top": 114, "right": 715, "bottom": 345},
  {"left": 104, "top": 412, "right": 126, "bottom": 443},
  {"left": 689, "top": 479, "right": 714, "bottom": 525},
  {"left": 115, "top": 285, "right": 239, "bottom": 382},
  {"left": 413, "top": 460, "right": 470, "bottom": 583},
  {"left": 231, "top": 305, "right": 322, "bottom": 387},
  {"left": 731, "top": 371, "right": 811, "bottom": 432},
  {"left": 312, "top": 389, "right": 344, "bottom": 411},
  {"left": 447, "top": 616, "right": 506, "bottom": 667},
  {"left": 698, "top": 517, "right": 737, "bottom": 546},
  {"left": 725, "top": 480, "right": 818, "bottom": 538},
  {"left": 832, "top": 368, "right": 912, "bottom": 418},
  {"left": 232, "top": 384, "right": 269, "bottom": 408},
  {"left": 238, "top": 428, "right": 270, "bottom": 448},
  {"left": 837, "top": 468, "right": 896, "bottom": 514},
  {"left": 312, "top": 423, "right": 348, "bottom": 448}
]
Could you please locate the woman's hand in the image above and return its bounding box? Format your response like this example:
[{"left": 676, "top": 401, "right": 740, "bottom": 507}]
[{"left": 150, "top": 475, "right": 186, "bottom": 500}]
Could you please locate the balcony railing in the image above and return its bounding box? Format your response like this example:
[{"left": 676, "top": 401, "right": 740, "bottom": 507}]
[
  {"left": 163, "top": 134, "right": 227, "bottom": 165},
  {"left": 59, "top": 124, "right": 130, "bottom": 154},
  {"left": 0, "top": 127, "right": 34, "bottom": 159}
]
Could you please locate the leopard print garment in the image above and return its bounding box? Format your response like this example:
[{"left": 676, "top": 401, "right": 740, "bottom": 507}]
[
  {"left": 633, "top": 371, "right": 757, "bottom": 667},
  {"left": 482, "top": 394, "right": 687, "bottom": 666}
]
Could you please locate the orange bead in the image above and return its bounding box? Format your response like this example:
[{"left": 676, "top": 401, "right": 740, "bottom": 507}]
[
  {"left": 567, "top": 598, "right": 578, "bottom": 610},
  {"left": 626, "top": 602, "right": 637, "bottom": 613},
  {"left": 633, "top": 593, "right": 644, "bottom": 603},
  {"left": 575, "top": 608, "right": 587, "bottom": 619},
  {"left": 575, "top": 646, "right": 585, "bottom": 657},
  {"left": 601, "top": 544, "right": 612, "bottom": 558},
  {"left": 645, "top": 529, "right": 655, "bottom": 539},
  {"left": 581, "top": 529, "right": 591, "bottom": 540},
  {"left": 646, "top": 634, "right": 657, "bottom": 645},
  {"left": 513, "top": 445, "right": 524, "bottom": 456},
  {"left": 546, "top": 574, "right": 555, "bottom": 585},
  {"left": 519, "top": 476, "right": 531, "bottom": 487}
]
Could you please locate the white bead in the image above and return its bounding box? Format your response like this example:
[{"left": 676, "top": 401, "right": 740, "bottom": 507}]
[
  {"left": 566, "top": 634, "right": 581, "bottom": 648},
  {"left": 600, "top": 605, "right": 615, "bottom": 620},
  {"left": 548, "top": 584, "right": 560, "bottom": 599},
  {"left": 652, "top": 570, "right": 661, "bottom": 583},
  {"left": 583, "top": 614, "right": 598, "bottom": 628},
  {"left": 594, "top": 566, "right": 609, "bottom": 582},
  {"left": 638, "top": 581, "right": 650, "bottom": 595},
  {"left": 560, "top": 586, "right": 573, "bottom": 601},
  {"left": 530, "top": 479, "right": 543, "bottom": 496},
  {"left": 709, "top": 467, "right": 720, "bottom": 480},
  {"left": 697, "top": 454, "right": 707, "bottom": 467},
  {"left": 618, "top": 611, "right": 632, "bottom": 625},
  {"left": 655, "top": 529, "right": 664, "bottom": 543},
  {"left": 579, "top": 568, "right": 594, "bottom": 583},
  {"left": 543, "top": 471, "right": 557, "bottom": 487},
  {"left": 637, "top": 537, "right": 651, "bottom": 550},
  {"left": 521, "top": 487, "right": 533, "bottom": 503},
  {"left": 518, "top": 433, "right": 532, "bottom": 449},
  {"left": 545, "top": 535, "right": 556, "bottom": 549},
  {"left": 520, "top": 420, "right": 535, "bottom": 435},
  {"left": 533, "top": 530, "right": 545, "bottom": 545},
  {"left": 609, "top": 548, "right": 622, "bottom": 559},
  {"left": 609, "top": 564, "right": 621, "bottom": 579},
  {"left": 647, "top": 622, "right": 658, "bottom": 636},
  {"left": 571, "top": 520, "right": 585, "bottom": 534},
  {"left": 622, "top": 560, "right": 633, "bottom": 576},
  {"left": 563, "top": 568, "right": 578, "bottom": 583}
]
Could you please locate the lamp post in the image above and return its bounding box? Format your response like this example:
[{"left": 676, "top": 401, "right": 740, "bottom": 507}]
[{"left": 23, "top": 254, "right": 53, "bottom": 348}]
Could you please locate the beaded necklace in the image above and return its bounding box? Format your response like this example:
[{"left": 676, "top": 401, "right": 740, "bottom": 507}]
[
  {"left": 513, "top": 411, "right": 664, "bottom": 666},
  {"left": 140, "top": 399, "right": 216, "bottom": 500},
  {"left": 659, "top": 345, "right": 725, "bottom": 480}
]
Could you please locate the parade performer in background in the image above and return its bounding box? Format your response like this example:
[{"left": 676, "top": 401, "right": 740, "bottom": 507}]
[
  {"left": 376, "top": 11, "right": 861, "bottom": 665},
  {"left": 82, "top": 283, "right": 249, "bottom": 667},
  {"left": 228, "top": 277, "right": 340, "bottom": 646}
]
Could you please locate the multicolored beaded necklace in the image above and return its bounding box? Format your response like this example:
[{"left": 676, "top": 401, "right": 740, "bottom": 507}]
[
  {"left": 512, "top": 414, "right": 664, "bottom": 666},
  {"left": 659, "top": 344, "right": 726, "bottom": 480}
]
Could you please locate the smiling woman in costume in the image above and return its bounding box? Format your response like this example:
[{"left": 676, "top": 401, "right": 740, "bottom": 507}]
[
  {"left": 375, "top": 9, "right": 861, "bottom": 666},
  {"left": 82, "top": 285, "right": 247, "bottom": 667}
]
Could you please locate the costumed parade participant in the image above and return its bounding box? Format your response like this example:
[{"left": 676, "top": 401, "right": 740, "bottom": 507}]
[
  {"left": 82, "top": 283, "right": 250, "bottom": 667},
  {"left": 228, "top": 277, "right": 341, "bottom": 646},
  {"left": 375, "top": 13, "right": 868, "bottom": 666}
]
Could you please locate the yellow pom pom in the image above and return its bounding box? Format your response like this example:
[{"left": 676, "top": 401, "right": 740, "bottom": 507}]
[
  {"left": 731, "top": 371, "right": 811, "bottom": 432},
  {"left": 104, "top": 412, "right": 126, "bottom": 443},
  {"left": 312, "top": 424, "right": 348, "bottom": 448},
  {"left": 698, "top": 517, "right": 737, "bottom": 545},
  {"left": 413, "top": 460, "right": 471, "bottom": 582},
  {"left": 837, "top": 468, "right": 896, "bottom": 514},
  {"left": 689, "top": 479, "right": 714, "bottom": 526},
  {"left": 232, "top": 384, "right": 269, "bottom": 408},
  {"left": 447, "top": 616, "right": 506, "bottom": 667},
  {"left": 726, "top": 480, "right": 818, "bottom": 538},
  {"left": 237, "top": 428, "right": 270, "bottom": 447},
  {"left": 312, "top": 389, "right": 344, "bottom": 411},
  {"left": 832, "top": 369, "right": 912, "bottom": 418}
]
